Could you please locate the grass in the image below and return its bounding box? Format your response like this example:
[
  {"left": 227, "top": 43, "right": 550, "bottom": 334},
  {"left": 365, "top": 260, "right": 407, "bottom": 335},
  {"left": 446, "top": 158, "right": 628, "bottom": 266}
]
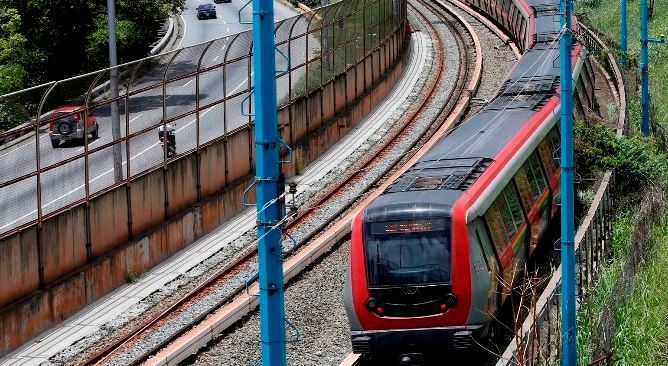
[
  {"left": 576, "top": 208, "right": 636, "bottom": 364},
  {"left": 611, "top": 215, "right": 668, "bottom": 365},
  {"left": 574, "top": 3, "right": 668, "bottom": 364},
  {"left": 579, "top": 0, "right": 668, "bottom": 132}
]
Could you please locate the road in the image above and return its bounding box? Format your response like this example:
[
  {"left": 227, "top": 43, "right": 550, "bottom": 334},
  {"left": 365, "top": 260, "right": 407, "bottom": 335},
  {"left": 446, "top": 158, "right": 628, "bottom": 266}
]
[{"left": 0, "top": 0, "right": 313, "bottom": 232}]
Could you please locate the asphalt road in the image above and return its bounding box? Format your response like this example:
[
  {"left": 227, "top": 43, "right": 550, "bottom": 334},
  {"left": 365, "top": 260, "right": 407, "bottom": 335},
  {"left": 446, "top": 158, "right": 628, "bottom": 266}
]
[{"left": 0, "top": 0, "right": 311, "bottom": 232}]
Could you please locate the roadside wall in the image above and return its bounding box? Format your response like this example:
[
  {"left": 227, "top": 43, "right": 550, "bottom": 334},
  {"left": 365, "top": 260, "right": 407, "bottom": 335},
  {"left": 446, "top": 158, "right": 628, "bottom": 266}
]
[{"left": 0, "top": 23, "right": 409, "bottom": 355}]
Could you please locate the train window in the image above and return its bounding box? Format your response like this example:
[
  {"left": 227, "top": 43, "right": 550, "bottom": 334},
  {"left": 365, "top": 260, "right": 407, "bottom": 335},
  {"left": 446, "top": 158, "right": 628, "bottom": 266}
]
[
  {"left": 502, "top": 185, "right": 525, "bottom": 232},
  {"left": 515, "top": 152, "right": 548, "bottom": 209},
  {"left": 537, "top": 127, "right": 560, "bottom": 177},
  {"left": 514, "top": 167, "right": 534, "bottom": 208},
  {"left": 485, "top": 184, "right": 525, "bottom": 252},
  {"left": 485, "top": 200, "right": 509, "bottom": 252}
]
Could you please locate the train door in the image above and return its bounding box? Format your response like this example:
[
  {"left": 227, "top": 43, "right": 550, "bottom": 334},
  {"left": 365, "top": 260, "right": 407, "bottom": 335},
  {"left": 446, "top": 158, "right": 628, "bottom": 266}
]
[
  {"left": 469, "top": 219, "right": 502, "bottom": 321},
  {"left": 483, "top": 184, "right": 528, "bottom": 303}
]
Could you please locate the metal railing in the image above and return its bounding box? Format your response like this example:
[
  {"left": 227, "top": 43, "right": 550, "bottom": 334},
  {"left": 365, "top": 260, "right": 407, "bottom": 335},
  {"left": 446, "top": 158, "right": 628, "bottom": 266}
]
[{"left": 0, "top": 0, "right": 407, "bottom": 236}]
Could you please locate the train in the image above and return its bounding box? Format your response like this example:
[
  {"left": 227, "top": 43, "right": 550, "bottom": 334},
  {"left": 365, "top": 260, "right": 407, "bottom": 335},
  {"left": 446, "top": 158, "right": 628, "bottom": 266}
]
[{"left": 344, "top": 0, "right": 598, "bottom": 362}]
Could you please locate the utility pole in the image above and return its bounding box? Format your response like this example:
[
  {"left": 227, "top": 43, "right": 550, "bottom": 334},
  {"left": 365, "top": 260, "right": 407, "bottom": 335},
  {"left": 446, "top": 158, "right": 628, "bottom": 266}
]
[
  {"left": 620, "top": 0, "right": 627, "bottom": 67},
  {"left": 639, "top": 0, "right": 664, "bottom": 136},
  {"left": 322, "top": 0, "right": 331, "bottom": 72},
  {"left": 107, "top": 0, "right": 123, "bottom": 183},
  {"left": 251, "top": 0, "right": 286, "bottom": 363},
  {"left": 559, "top": 0, "right": 576, "bottom": 364}
]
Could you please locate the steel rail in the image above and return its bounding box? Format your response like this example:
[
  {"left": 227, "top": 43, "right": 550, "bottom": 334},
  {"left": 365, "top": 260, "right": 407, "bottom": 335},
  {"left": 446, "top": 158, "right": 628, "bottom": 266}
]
[
  {"left": 334, "top": 0, "right": 484, "bottom": 362},
  {"left": 78, "top": 3, "right": 469, "bottom": 364},
  {"left": 132, "top": 0, "right": 480, "bottom": 365}
]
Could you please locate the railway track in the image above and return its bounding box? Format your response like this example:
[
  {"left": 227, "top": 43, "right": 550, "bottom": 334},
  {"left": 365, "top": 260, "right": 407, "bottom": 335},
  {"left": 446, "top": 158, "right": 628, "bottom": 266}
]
[{"left": 77, "top": 1, "right": 483, "bottom": 365}]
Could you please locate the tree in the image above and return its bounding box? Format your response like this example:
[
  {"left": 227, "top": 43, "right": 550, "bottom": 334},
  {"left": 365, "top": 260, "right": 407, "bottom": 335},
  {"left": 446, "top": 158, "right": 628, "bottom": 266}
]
[{"left": 0, "top": 7, "right": 27, "bottom": 94}]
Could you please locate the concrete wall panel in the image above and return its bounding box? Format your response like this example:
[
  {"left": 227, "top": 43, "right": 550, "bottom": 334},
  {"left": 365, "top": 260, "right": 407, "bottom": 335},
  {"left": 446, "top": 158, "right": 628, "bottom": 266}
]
[
  {"left": 166, "top": 154, "right": 198, "bottom": 217},
  {"left": 41, "top": 205, "right": 86, "bottom": 285},
  {"left": 49, "top": 271, "right": 86, "bottom": 324},
  {"left": 322, "top": 82, "right": 335, "bottom": 121},
  {"left": 373, "top": 49, "right": 381, "bottom": 81},
  {"left": 333, "top": 75, "right": 347, "bottom": 113},
  {"left": 124, "top": 236, "right": 150, "bottom": 278},
  {"left": 306, "top": 89, "right": 322, "bottom": 132},
  {"left": 356, "top": 62, "right": 365, "bottom": 99},
  {"left": 201, "top": 195, "right": 225, "bottom": 234},
  {"left": 84, "top": 252, "right": 126, "bottom": 304},
  {"left": 199, "top": 141, "right": 227, "bottom": 198},
  {"left": 226, "top": 129, "right": 251, "bottom": 183},
  {"left": 0, "top": 292, "right": 51, "bottom": 355},
  {"left": 0, "top": 228, "right": 39, "bottom": 309},
  {"left": 130, "top": 169, "right": 165, "bottom": 236},
  {"left": 90, "top": 187, "right": 129, "bottom": 259},
  {"left": 365, "top": 54, "right": 373, "bottom": 89},
  {"left": 290, "top": 99, "right": 307, "bottom": 141},
  {"left": 291, "top": 99, "right": 307, "bottom": 141},
  {"left": 346, "top": 69, "right": 356, "bottom": 105}
]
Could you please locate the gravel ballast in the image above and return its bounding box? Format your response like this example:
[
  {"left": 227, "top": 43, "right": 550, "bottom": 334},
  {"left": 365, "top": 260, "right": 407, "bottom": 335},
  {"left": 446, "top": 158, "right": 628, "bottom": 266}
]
[
  {"left": 50, "top": 1, "right": 516, "bottom": 364},
  {"left": 191, "top": 2, "right": 516, "bottom": 366}
]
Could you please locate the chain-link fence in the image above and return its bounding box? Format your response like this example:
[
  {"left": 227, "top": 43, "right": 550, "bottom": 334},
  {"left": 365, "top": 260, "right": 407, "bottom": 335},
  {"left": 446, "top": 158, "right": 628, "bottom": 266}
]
[{"left": 0, "top": 0, "right": 407, "bottom": 236}]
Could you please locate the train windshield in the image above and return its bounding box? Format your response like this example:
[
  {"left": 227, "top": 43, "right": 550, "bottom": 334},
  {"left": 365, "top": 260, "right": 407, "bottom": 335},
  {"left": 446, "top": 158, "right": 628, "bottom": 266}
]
[{"left": 365, "top": 218, "right": 451, "bottom": 287}]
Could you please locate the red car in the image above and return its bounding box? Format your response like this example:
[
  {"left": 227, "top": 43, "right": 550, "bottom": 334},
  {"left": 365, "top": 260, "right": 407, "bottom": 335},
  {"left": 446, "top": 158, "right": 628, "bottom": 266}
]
[{"left": 47, "top": 106, "right": 99, "bottom": 147}]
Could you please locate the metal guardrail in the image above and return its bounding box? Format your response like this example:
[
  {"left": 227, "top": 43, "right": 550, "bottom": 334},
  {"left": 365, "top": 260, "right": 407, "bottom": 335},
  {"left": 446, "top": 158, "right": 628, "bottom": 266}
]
[
  {"left": 495, "top": 24, "right": 627, "bottom": 366},
  {"left": 0, "top": 0, "right": 406, "bottom": 236}
]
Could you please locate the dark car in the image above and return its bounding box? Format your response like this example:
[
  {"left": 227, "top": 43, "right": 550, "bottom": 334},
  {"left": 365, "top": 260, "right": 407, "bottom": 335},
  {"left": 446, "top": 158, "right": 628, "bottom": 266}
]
[
  {"left": 214, "top": 0, "right": 231, "bottom": 3},
  {"left": 197, "top": 3, "right": 217, "bottom": 19},
  {"left": 47, "top": 106, "right": 99, "bottom": 148}
]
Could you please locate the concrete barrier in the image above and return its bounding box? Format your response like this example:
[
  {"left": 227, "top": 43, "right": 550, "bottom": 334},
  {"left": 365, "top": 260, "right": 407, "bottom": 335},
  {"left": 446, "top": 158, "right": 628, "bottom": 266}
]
[{"left": 0, "top": 27, "right": 408, "bottom": 355}]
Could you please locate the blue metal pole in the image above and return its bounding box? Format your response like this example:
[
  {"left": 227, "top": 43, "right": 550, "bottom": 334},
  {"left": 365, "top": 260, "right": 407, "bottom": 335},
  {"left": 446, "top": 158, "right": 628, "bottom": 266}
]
[
  {"left": 620, "top": 0, "right": 628, "bottom": 67},
  {"left": 559, "top": 0, "right": 576, "bottom": 364},
  {"left": 640, "top": 0, "right": 650, "bottom": 136},
  {"left": 251, "top": 0, "right": 286, "bottom": 362}
]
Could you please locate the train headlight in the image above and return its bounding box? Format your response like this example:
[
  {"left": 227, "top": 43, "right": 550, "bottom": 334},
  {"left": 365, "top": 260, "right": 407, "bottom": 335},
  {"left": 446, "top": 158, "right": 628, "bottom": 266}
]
[
  {"left": 445, "top": 293, "right": 458, "bottom": 307},
  {"left": 365, "top": 297, "right": 377, "bottom": 310}
]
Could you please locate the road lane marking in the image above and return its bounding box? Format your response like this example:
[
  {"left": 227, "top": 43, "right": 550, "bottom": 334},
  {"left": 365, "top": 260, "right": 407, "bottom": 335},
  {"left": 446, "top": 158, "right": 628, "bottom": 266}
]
[
  {"left": 181, "top": 79, "right": 194, "bottom": 88},
  {"left": 76, "top": 139, "right": 101, "bottom": 152},
  {"left": 176, "top": 14, "right": 188, "bottom": 49},
  {"left": 0, "top": 133, "right": 50, "bottom": 159},
  {"left": 0, "top": 77, "right": 251, "bottom": 231}
]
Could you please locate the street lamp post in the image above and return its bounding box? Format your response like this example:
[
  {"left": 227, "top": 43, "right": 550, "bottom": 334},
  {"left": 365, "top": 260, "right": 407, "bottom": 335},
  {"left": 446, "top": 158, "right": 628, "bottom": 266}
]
[{"left": 107, "top": 0, "right": 123, "bottom": 183}]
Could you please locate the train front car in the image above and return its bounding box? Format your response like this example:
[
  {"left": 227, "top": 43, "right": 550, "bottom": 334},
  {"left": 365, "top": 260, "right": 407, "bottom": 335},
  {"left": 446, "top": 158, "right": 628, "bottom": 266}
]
[{"left": 344, "top": 159, "right": 498, "bottom": 363}]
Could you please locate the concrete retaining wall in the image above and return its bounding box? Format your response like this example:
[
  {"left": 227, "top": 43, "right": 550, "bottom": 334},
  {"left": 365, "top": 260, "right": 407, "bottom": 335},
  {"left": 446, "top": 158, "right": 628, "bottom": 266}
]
[{"left": 0, "top": 26, "right": 408, "bottom": 355}]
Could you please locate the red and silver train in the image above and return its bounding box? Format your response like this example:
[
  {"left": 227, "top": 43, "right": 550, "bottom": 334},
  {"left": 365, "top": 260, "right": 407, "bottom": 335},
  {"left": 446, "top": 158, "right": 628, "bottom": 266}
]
[{"left": 344, "top": 0, "right": 598, "bottom": 361}]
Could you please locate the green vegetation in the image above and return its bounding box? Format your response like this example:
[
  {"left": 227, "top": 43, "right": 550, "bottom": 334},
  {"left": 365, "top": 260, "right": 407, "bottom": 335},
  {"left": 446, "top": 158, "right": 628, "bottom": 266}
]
[
  {"left": 571, "top": 0, "right": 668, "bottom": 352},
  {"left": 611, "top": 216, "right": 668, "bottom": 365},
  {"left": 125, "top": 271, "right": 142, "bottom": 283},
  {"left": 280, "top": 0, "right": 393, "bottom": 106},
  {"left": 0, "top": 0, "right": 184, "bottom": 93},
  {"left": 579, "top": 0, "right": 668, "bottom": 131},
  {"left": 575, "top": 119, "right": 668, "bottom": 187},
  {"left": 576, "top": 208, "right": 636, "bottom": 365},
  {"left": 0, "top": 0, "right": 184, "bottom": 132}
]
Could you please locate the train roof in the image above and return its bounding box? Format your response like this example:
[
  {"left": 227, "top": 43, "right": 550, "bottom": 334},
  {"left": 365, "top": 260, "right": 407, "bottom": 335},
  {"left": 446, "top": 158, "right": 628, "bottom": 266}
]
[{"left": 365, "top": 5, "right": 564, "bottom": 219}]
